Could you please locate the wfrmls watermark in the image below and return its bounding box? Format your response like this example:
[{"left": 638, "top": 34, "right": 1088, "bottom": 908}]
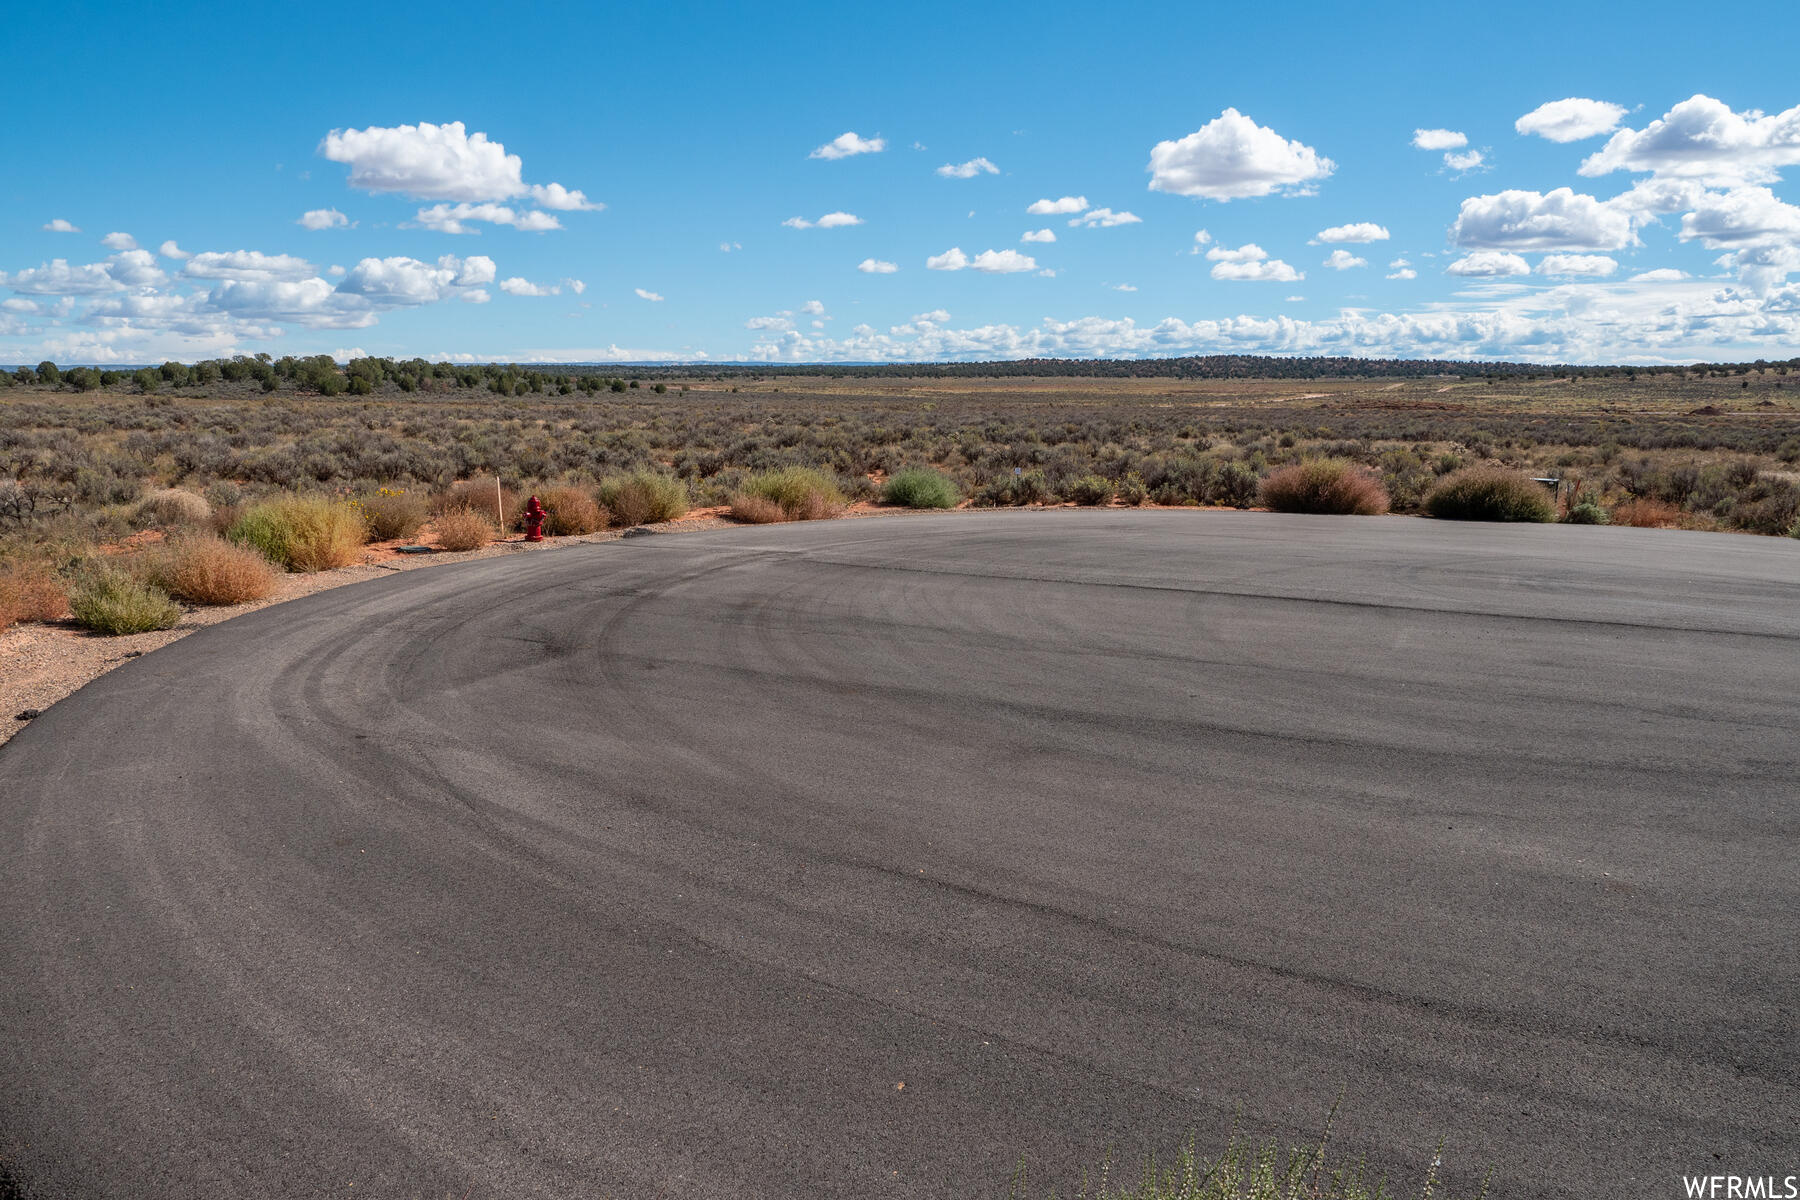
[{"left": 1682, "top": 1177, "right": 1799, "bottom": 1199}]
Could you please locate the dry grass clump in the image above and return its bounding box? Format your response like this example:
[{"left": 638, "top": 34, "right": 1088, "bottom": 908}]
[
  {"left": 0, "top": 559, "right": 69, "bottom": 631},
  {"left": 1423, "top": 468, "right": 1555, "bottom": 522},
  {"left": 433, "top": 477, "right": 518, "bottom": 526},
  {"left": 733, "top": 467, "right": 845, "bottom": 522},
  {"left": 596, "top": 471, "right": 689, "bottom": 525},
  {"left": 134, "top": 488, "right": 213, "bottom": 528},
  {"left": 361, "top": 488, "right": 429, "bottom": 541},
  {"left": 227, "top": 496, "right": 366, "bottom": 572},
  {"left": 1259, "top": 458, "right": 1390, "bottom": 515},
  {"left": 1609, "top": 497, "right": 1680, "bottom": 527},
  {"left": 1010, "top": 1103, "right": 1490, "bottom": 1199},
  {"left": 68, "top": 569, "right": 181, "bottom": 635},
  {"left": 727, "top": 494, "right": 791, "bottom": 524},
  {"left": 1608, "top": 497, "right": 1680, "bottom": 527},
  {"left": 434, "top": 507, "right": 495, "bottom": 551},
  {"left": 147, "top": 535, "right": 277, "bottom": 605},
  {"left": 536, "top": 485, "right": 609, "bottom": 535}
]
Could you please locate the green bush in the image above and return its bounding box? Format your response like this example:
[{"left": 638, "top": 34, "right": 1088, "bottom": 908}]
[
  {"left": 974, "top": 469, "right": 1054, "bottom": 506},
  {"left": 227, "top": 496, "right": 366, "bottom": 571},
  {"left": 737, "top": 466, "right": 845, "bottom": 520},
  {"left": 596, "top": 471, "right": 689, "bottom": 525},
  {"left": 360, "top": 489, "right": 429, "bottom": 541},
  {"left": 1067, "top": 475, "right": 1115, "bottom": 506},
  {"left": 70, "top": 571, "right": 181, "bottom": 635},
  {"left": 1564, "top": 499, "right": 1610, "bottom": 525},
  {"left": 883, "top": 468, "right": 959, "bottom": 509},
  {"left": 1259, "top": 458, "right": 1390, "bottom": 515},
  {"left": 1423, "top": 468, "right": 1556, "bottom": 522}
]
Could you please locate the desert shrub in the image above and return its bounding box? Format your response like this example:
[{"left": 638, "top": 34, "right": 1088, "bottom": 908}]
[
  {"left": 1564, "top": 501, "right": 1610, "bottom": 525},
  {"left": 883, "top": 468, "right": 959, "bottom": 509},
  {"left": 69, "top": 570, "right": 181, "bottom": 635},
  {"left": 147, "top": 535, "right": 277, "bottom": 605},
  {"left": 1259, "top": 458, "right": 1390, "bottom": 515},
  {"left": 1722, "top": 474, "right": 1800, "bottom": 535},
  {"left": 228, "top": 496, "right": 366, "bottom": 572},
  {"left": 1210, "top": 462, "right": 1260, "bottom": 508},
  {"left": 1116, "top": 471, "right": 1148, "bottom": 506},
  {"left": 974, "top": 469, "right": 1054, "bottom": 506},
  {"left": 361, "top": 488, "right": 429, "bottom": 541},
  {"left": 535, "top": 485, "right": 608, "bottom": 535},
  {"left": 434, "top": 477, "right": 518, "bottom": 525},
  {"left": 434, "top": 507, "right": 494, "bottom": 551},
  {"left": 728, "top": 494, "right": 791, "bottom": 524},
  {"left": 596, "top": 471, "right": 689, "bottom": 525},
  {"left": 133, "top": 488, "right": 213, "bottom": 528},
  {"left": 1611, "top": 497, "right": 1681, "bottom": 527},
  {"left": 1066, "top": 475, "right": 1115, "bottom": 506},
  {"left": 0, "top": 559, "right": 69, "bottom": 631},
  {"left": 1423, "top": 468, "right": 1555, "bottom": 522},
  {"left": 736, "top": 467, "right": 845, "bottom": 521}
]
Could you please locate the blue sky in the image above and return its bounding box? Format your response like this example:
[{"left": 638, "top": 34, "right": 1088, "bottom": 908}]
[{"left": 5, "top": 0, "right": 1800, "bottom": 365}]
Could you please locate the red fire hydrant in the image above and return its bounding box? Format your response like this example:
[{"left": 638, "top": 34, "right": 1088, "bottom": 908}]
[{"left": 522, "top": 494, "right": 546, "bottom": 542}]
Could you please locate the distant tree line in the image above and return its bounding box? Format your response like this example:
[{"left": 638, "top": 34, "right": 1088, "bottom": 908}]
[{"left": 3, "top": 353, "right": 1797, "bottom": 396}]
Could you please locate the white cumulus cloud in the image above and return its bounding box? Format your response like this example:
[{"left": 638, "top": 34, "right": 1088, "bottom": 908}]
[
  {"left": 334, "top": 254, "right": 495, "bottom": 308},
  {"left": 1445, "top": 251, "right": 1531, "bottom": 276},
  {"left": 1386, "top": 267, "right": 1417, "bottom": 280},
  {"left": 1677, "top": 186, "right": 1800, "bottom": 247},
  {"left": 499, "top": 277, "right": 559, "bottom": 296},
  {"left": 1451, "top": 188, "right": 1637, "bottom": 251},
  {"left": 1322, "top": 249, "right": 1366, "bottom": 270},
  {"left": 1412, "top": 129, "right": 1468, "bottom": 151},
  {"left": 1515, "top": 98, "right": 1627, "bottom": 143},
  {"left": 319, "top": 121, "right": 596, "bottom": 214},
  {"left": 1069, "top": 208, "right": 1142, "bottom": 227},
  {"left": 1022, "top": 228, "right": 1056, "bottom": 243},
  {"left": 183, "top": 251, "right": 317, "bottom": 281},
  {"left": 1206, "top": 245, "right": 1302, "bottom": 281},
  {"left": 1027, "top": 195, "right": 1088, "bottom": 215},
  {"left": 298, "top": 208, "right": 351, "bottom": 230},
  {"left": 927, "top": 247, "right": 1038, "bottom": 273},
  {"left": 412, "top": 203, "right": 561, "bottom": 234},
  {"left": 937, "top": 157, "right": 999, "bottom": 178},
  {"left": 1313, "top": 222, "right": 1390, "bottom": 244},
  {"left": 635, "top": 288, "right": 664, "bottom": 302},
  {"left": 158, "top": 241, "right": 191, "bottom": 260},
  {"left": 1444, "top": 150, "right": 1486, "bottom": 173},
  {"left": 101, "top": 232, "right": 138, "bottom": 251},
  {"left": 972, "top": 249, "right": 1038, "bottom": 273},
  {"left": 42, "top": 218, "right": 79, "bottom": 233},
  {"left": 857, "top": 258, "right": 898, "bottom": 273},
  {"left": 1630, "top": 267, "right": 1690, "bottom": 281},
  {"left": 810, "top": 131, "right": 885, "bottom": 160},
  {"left": 1537, "top": 254, "right": 1619, "bottom": 277},
  {"left": 1149, "top": 108, "right": 1334, "bottom": 200},
  {"left": 783, "top": 211, "right": 863, "bottom": 230},
  {"left": 527, "top": 182, "right": 601, "bottom": 211},
  {"left": 1579, "top": 94, "right": 1800, "bottom": 184}
]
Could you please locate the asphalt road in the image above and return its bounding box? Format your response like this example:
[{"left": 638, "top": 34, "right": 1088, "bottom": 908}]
[{"left": 3, "top": 511, "right": 1796, "bottom": 1199}]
